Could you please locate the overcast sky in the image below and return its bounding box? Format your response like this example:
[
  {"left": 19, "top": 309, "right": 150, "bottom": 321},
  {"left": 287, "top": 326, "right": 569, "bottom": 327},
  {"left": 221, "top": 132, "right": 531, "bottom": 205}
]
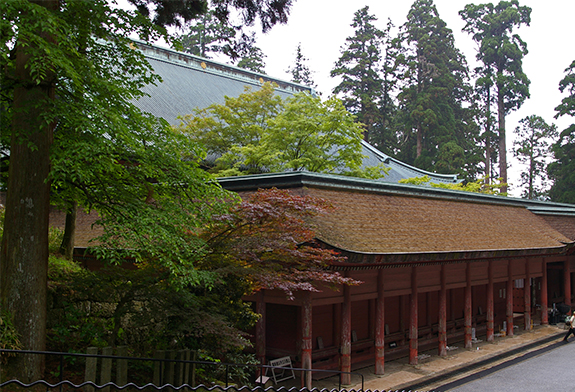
[{"left": 253, "top": 0, "right": 574, "bottom": 195}]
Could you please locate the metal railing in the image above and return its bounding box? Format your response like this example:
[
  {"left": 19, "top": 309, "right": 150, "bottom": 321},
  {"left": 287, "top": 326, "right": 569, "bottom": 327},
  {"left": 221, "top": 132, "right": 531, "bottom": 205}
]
[{"left": 0, "top": 349, "right": 365, "bottom": 392}]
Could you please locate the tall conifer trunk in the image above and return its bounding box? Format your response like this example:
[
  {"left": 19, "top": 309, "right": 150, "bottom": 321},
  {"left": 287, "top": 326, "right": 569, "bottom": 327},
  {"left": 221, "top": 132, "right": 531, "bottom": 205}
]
[
  {"left": 485, "top": 87, "right": 491, "bottom": 183},
  {"left": 497, "top": 85, "right": 507, "bottom": 193},
  {"left": 0, "top": 0, "right": 57, "bottom": 381}
]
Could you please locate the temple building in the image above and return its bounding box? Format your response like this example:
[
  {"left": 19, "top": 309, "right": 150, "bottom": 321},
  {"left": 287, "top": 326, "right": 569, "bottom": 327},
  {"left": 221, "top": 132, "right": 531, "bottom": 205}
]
[{"left": 59, "top": 42, "right": 575, "bottom": 387}]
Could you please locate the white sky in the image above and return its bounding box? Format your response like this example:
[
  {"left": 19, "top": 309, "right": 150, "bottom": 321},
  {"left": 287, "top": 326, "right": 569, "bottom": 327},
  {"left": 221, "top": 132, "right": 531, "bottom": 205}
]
[{"left": 253, "top": 0, "right": 575, "bottom": 195}]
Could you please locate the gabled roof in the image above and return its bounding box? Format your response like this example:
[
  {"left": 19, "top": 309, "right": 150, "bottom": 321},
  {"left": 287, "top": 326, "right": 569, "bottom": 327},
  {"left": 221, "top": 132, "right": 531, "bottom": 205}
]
[
  {"left": 219, "top": 171, "right": 575, "bottom": 264},
  {"left": 132, "top": 42, "right": 459, "bottom": 184},
  {"left": 360, "top": 141, "right": 459, "bottom": 184},
  {"left": 133, "top": 41, "right": 310, "bottom": 125}
]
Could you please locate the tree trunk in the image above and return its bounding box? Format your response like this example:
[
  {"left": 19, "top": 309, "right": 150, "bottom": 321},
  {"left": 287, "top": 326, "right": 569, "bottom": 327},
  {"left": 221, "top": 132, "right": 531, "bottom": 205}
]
[
  {"left": 416, "top": 124, "right": 423, "bottom": 158},
  {"left": 0, "top": 0, "right": 57, "bottom": 381},
  {"left": 59, "top": 202, "right": 77, "bottom": 260},
  {"left": 497, "top": 85, "right": 508, "bottom": 193},
  {"left": 485, "top": 88, "right": 492, "bottom": 184}
]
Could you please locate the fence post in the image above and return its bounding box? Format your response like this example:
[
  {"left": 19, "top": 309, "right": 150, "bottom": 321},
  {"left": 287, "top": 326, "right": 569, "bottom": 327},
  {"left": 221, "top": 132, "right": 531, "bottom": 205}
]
[
  {"left": 177, "top": 350, "right": 187, "bottom": 387},
  {"left": 100, "top": 347, "right": 113, "bottom": 392},
  {"left": 153, "top": 350, "right": 165, "bottom": 387},
  {"left": 191, "top": 350, "right": 197, "bottom": 387},
  {"left": 182, "top": 349, "right": 191, "bottom": 387},
  {"left": 84, "top": 347, "right": 98, "bottom": 392},
  {"left": 116, "top": 346, "right": 128, "bottom": 387},
  {"left": 166, "top": 350, "right": 176, "bottom": 390}
]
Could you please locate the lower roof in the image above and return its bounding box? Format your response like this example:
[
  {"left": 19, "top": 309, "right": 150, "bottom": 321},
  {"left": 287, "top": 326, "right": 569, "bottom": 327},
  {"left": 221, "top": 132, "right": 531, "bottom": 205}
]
[{"left": 219, "top": 172, "right": 575, "bottom": 261}]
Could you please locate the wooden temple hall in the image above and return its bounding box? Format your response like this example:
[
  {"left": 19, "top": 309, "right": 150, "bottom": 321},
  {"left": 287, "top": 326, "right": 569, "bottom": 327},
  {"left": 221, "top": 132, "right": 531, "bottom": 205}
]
[
  {"left": 220, "top": 172, "right": 575, "bottom": 387},
  {"left": 47, "top": 42, "right": 574, "bottom": 388}
]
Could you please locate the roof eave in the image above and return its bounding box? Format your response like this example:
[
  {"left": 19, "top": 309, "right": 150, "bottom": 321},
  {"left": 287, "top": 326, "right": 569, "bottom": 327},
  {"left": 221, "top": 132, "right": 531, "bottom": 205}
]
[
  {"left": 218, "top": 171, "right": 575, "bottom": 211},
  {"left": 322, "top": 241, "right": 575, "bottom": 270}
]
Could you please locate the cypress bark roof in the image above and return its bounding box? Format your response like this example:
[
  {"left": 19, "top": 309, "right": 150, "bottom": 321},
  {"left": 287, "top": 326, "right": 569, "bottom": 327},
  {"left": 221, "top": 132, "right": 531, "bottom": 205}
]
[
  {"left": 219, "top": 172, "right": 575, "bottom": 263},
  {"left": 306, "top": 187, "right": 571, "bottom": 254}
]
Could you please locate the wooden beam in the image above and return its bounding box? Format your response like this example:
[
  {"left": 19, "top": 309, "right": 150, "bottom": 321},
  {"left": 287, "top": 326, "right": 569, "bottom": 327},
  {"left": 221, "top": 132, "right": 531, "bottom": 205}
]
[{"left": 375, "top": 270, "right": 385, "bottom": 375}]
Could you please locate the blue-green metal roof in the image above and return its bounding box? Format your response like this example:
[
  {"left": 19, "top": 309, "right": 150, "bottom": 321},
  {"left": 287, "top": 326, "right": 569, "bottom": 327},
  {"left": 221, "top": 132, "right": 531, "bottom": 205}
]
[
  {"left": 218, "top": 171, "right": 575, "bottom": 215},
  {"left": 133, "top": 42, "right": 458, "bottom": 184}
]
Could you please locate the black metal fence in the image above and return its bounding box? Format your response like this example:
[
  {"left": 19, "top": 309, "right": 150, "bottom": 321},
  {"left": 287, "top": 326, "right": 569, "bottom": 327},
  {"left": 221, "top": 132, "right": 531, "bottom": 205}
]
[{"left": 0, "top": 349, "right": 365, "bottom": 392}]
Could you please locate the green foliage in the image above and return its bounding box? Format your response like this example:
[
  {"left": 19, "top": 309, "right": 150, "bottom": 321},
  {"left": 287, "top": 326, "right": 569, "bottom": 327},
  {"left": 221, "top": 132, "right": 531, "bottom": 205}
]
[
  {"left": 398, "top": 175, "right": 433, "bottom": 186},
  {"left": 129, "top": 0, "right": 292, "bottom": 32},
  {"left": 0, "top": 310, "right": 21, "bottom": 352},
  {"left": 47, "top": 260, "right": 257, "bottom": 357},
  {"left": 179, "top": 13, "right": 266, "bottom": 73},
  {"left": 331, "top": 6, "right": 386, "bottom": 142},
  {"left": 179, "top": 10, "right": 237, "bottom": 57},
  {"left": 287, "top": 43, "right": 316, "bottom": 89},
  {"left": 201, "top": 188, "right": 360, "bottom": 298},
  {"left": 548, "top": 60, "right": 575, "bottom": 204},
  {"left": 0, "top": 0, "right": 293, "bottom": 379},
  {"left": 460, "top": 0, "right": 531, "bottom": 113},
  {"left": 178, "top": 83, "right": 388, "bottom": 179},
  {"left": 395, "top": 0, "right": 480, "bottom": 181},
  {"left": 48, "top": 255, "right": 83, "bottom": 281},
  {"left": 51, "top": 118, "right": 233, "bottom": 287},
  {"left": 372, "top": 18, "right": 401, "bottom": 156},
  {"left": 48, "top": 227, "right": 64, "bottom": 254},
  {"left": 232, "top": 33, "right": 267, "bottom": 73},
  {"left": 460, "top": 0, "right": 532, "bottom": 186},
  {"left": 399, "top": 175, "right": 507, "bottom": 195},
  {"left": 512, "top": 115, "right": 557, "bottom": 199},
  {"left": 2, "top": 0, "right": 234, "bottom": 289}
]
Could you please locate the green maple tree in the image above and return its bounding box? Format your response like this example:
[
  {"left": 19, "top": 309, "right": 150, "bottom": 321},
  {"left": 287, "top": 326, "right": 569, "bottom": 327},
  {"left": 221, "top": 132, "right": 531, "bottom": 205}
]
[
  {"left": 1, "top": 0, "right": 292, "bottom": 380},
  {"left": 178, "top": 83, "right": 388, "bottom": 178}
]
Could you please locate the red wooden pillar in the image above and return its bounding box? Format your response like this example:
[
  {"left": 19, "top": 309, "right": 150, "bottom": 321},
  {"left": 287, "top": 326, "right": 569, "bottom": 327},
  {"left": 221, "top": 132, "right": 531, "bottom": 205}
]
[
  {"left": 426, "top": 292, "right": 432, "bottom": 338},
  {"left": 375, "top": 269, "right": 385, "bottom": 375},
  {"left": 341, "top": 283, "right": 352, "bottom": 385},
  {"left": 301, "top": 291, "right": 313, "bottom": 389},
  {"left": 256, "top": 290, "right": 266, "bottom": 366},
  {"left": 507, "top": 261, "right": 514, "bottom": 337},
  {"left": 334, "top": 304, "right": 341, "bottom": 348},
  {"left": 564, "top": 259, "right": 571, "bottom": 307},
  {"left": 438, "top": 264, "right": 447, "bottom": 356},
  {"left": 541, "top": 259, "right": 548, "bottom": 325},
  {"left": 409, "top": 267, "right": 418, "bottom": 365},
  {"left": 487, "top": 260, "right": 494, "bottom": 342},
  {"left": 399, "top": 295, "right": 406, "bottom": 345},
  {"left": 524, "top": 261, "right": 531, "bottom": 330},
  {"left": 464, "top": 263, "right": 472, "bottom": 349}
]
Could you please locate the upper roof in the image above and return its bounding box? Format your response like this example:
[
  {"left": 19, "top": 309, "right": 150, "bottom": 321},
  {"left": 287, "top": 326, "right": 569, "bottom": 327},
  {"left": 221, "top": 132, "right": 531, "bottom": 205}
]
[
  {"left": 133, "top": 42, "right": 459, "bottom": 184},
  {"left": 219, "top": 171, "right": 575, "bottom": 263}
]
